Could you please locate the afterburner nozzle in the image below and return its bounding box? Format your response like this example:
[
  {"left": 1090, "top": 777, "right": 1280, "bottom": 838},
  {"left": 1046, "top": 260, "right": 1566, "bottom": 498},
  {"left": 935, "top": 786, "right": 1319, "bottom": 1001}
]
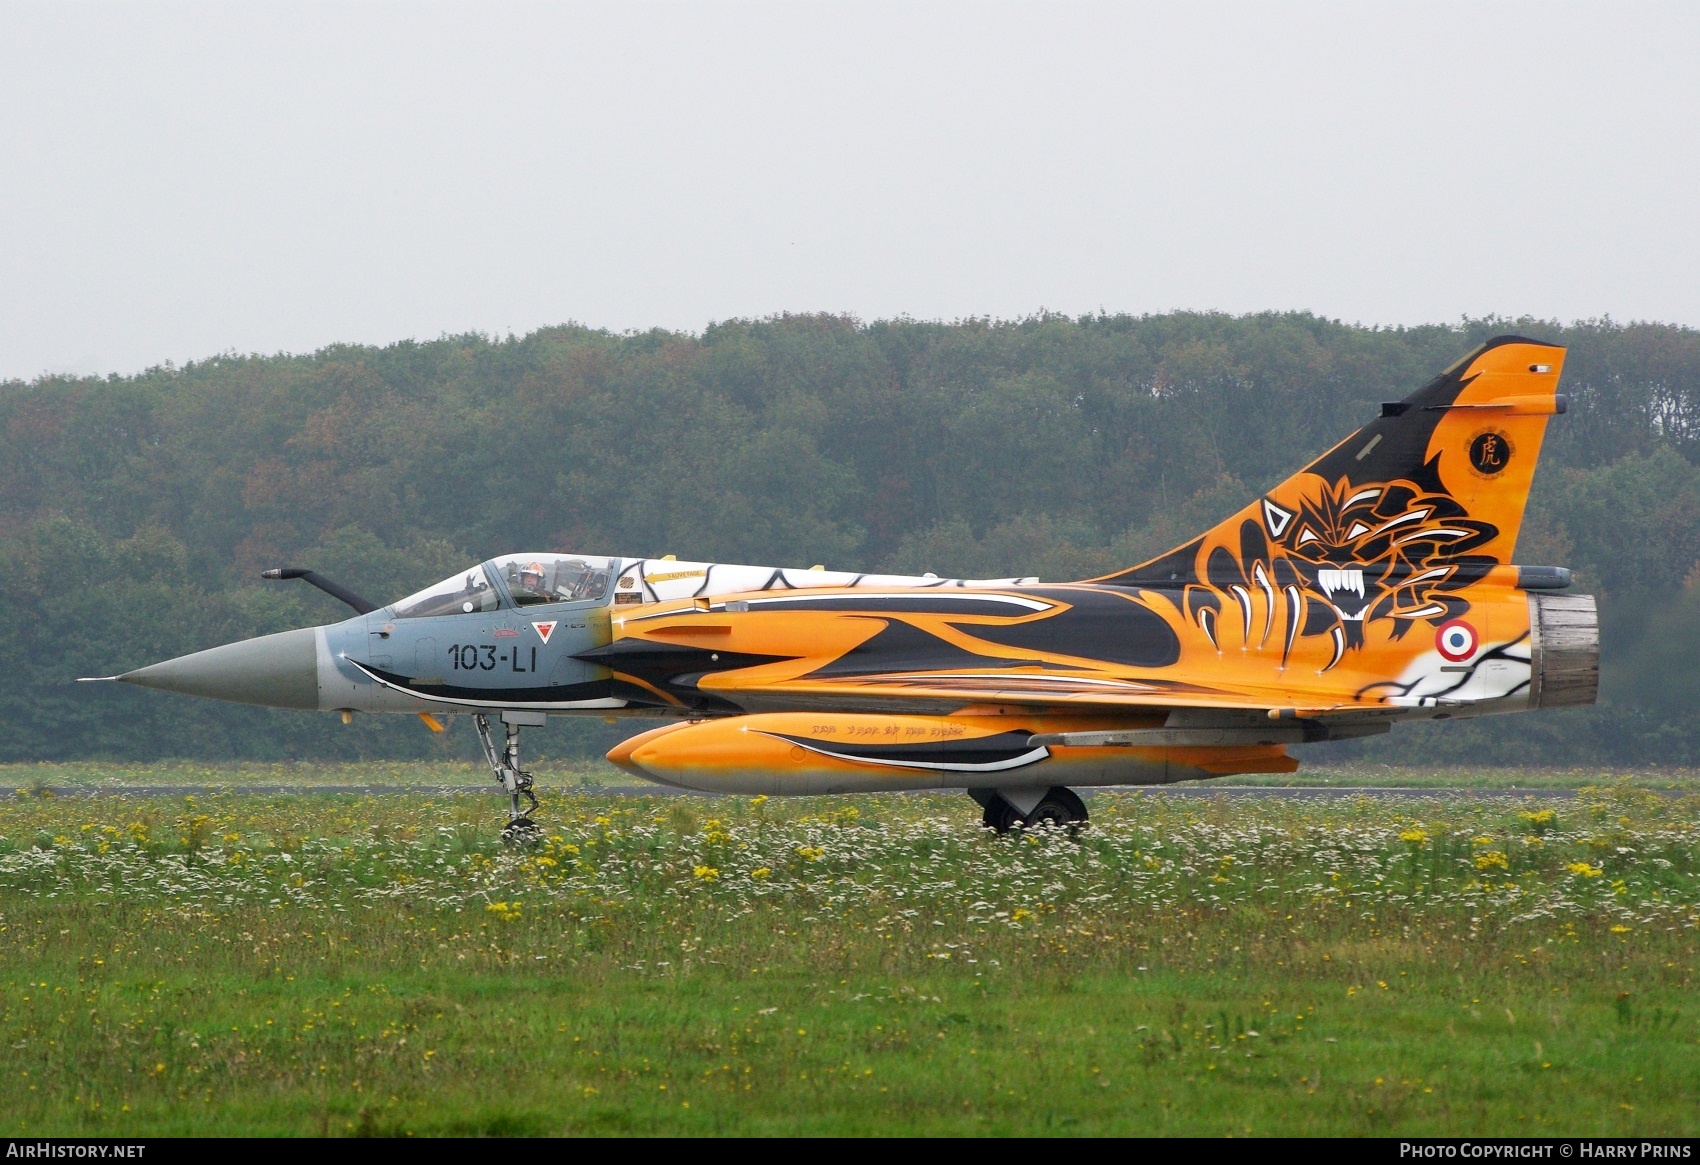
[{"left": 118, "top": 627, "right": 321, "bottom": 710}]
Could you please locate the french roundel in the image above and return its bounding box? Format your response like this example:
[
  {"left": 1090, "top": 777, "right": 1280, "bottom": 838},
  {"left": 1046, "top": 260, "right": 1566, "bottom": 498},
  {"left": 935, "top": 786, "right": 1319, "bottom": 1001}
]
[{"left": 1435, "top": 619, "right": 1478, "bottom": 662}]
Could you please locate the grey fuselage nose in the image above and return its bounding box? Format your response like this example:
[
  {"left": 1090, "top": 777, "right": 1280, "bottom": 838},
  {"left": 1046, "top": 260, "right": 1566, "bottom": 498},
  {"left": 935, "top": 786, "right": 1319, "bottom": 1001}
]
[{"left": 118, "top": 626, "right": 320, "bottom": 709}]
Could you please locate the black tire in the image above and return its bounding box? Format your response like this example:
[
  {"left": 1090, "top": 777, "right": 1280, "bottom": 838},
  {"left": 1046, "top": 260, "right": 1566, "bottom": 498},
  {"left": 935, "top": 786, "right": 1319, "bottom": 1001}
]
[
  {"left": 501, "top": 817, "right": 543, "bottom": 846},
  {"left": 1024, "top": 787, "right": 1089, "bottom": 828},
  {"left": 981, "top": 797, "right": 1022, "bottom": 833}
]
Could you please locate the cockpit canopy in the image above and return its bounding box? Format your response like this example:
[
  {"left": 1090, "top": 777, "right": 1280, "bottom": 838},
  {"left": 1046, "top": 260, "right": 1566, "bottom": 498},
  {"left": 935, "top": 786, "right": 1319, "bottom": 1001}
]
[
  {"left": 390, "top": 554, "right": 615, "bottom": 618},
  {"left": 494, "top": 553, "right": 612, "bottom": 605}
]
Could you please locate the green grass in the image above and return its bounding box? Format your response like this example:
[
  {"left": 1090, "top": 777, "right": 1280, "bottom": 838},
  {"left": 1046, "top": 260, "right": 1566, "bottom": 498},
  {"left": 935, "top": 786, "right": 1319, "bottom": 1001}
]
[
  {"left": 8, "top": 759, "right": 1699, "bottom": 792},
  {"left": 0, "top": 782, "right": 1696, "bottom": 1135},
  {"left": 1239, "top": 765, "right": 1700, "bottom": 791},
  {"left": 0, "top": 759, "right": 620, "bottom": 790}
]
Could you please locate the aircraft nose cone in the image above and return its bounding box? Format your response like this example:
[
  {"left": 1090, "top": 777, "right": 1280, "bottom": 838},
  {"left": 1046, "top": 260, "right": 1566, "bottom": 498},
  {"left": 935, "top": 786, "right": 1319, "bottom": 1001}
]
[{"left": 119, "top": 627, "right": 320, "bottom": 709}]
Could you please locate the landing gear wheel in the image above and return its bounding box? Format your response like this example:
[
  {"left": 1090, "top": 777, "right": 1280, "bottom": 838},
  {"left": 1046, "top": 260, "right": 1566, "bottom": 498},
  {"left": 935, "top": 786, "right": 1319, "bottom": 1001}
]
[
  {"left": 501, "top": 817, "right": 544, "bottom": 846},
  {"left": 980, "top": 797, "right": 1022, "bottom": 834},
  {"left": 967, "top": 786, "right": 1089, "bottom": 833},
  {"left": 1025, "top": 786, "right": 1089, "bottom": 829}
]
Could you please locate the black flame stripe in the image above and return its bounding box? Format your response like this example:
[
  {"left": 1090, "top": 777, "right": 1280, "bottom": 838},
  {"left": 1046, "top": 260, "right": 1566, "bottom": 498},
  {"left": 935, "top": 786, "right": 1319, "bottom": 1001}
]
[
  {"left": 1253, "top": 563, "right": 1276, "bottom": 647},
  {"left": 1230, "top": 584, "right": 1253, "bottom": 641},
  {"left": 1324, "top": 626, "right": 1346, "bottom": 672},
  {"left": 729, "top": 593, "right": 1053, "bottom": 616},
  {"left": 761, "top": 730, "right": 1050, "bottom": 773},
  {"left": 1282, "top": 585, "right": 1301, "bottom": 667}
]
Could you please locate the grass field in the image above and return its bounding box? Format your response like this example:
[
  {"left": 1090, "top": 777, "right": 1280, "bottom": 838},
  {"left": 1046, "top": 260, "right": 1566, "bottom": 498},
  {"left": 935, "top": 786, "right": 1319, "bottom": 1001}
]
[
  {"left": 0, "top": 774, "right": 1696, "bottom": 1136},
  {"left": 8, "top": 757, "right": 1700, "bottom": 792}
]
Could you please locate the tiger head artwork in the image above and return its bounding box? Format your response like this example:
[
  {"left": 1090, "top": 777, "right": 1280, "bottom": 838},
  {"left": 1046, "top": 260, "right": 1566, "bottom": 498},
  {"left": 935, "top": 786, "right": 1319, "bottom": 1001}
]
[
  {"left": 1124, "top": 469, "right": 1505, "bottom": 673},
  {"left": 1255, "top": 475, "right": 1499, "bottom": 651}
]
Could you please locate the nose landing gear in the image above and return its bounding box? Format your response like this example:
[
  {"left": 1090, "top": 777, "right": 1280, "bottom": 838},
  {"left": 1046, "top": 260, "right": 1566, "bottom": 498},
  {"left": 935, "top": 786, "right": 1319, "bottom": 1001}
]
[
  {"left": 968, "top": 786, "right": 1089, "bottom": 833},
  {"left": 474, "top": 710, "right": 544, "bottom": 844}
]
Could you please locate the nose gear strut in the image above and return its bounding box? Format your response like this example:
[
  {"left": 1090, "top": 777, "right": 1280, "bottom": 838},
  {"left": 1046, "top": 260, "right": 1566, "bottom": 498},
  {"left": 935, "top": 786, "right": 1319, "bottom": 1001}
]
[{"left": 474, "top": 711, "right": 545, "bottom": 843}]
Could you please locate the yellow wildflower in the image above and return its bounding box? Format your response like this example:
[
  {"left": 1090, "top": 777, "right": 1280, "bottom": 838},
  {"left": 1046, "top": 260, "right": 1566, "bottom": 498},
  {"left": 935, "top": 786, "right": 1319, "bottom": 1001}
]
[
  {"left": 693, "top": 865, "right": 720, "bottom": 881},
  {"left": 1566, "top": 862, "right": 1603, "bottom": 878}
]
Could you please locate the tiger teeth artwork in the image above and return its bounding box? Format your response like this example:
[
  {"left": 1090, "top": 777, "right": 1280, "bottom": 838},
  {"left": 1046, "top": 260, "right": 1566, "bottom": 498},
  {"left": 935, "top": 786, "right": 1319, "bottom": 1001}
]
[{"left": 88, "top": 336, "right": 1599, "bottom": 838}]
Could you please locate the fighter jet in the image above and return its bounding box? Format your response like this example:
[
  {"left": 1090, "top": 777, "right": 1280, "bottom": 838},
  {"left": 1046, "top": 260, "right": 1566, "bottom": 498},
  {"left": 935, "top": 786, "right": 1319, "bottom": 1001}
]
[{"left": 87, "top": 337, "right": 1597, "bottom": 839}]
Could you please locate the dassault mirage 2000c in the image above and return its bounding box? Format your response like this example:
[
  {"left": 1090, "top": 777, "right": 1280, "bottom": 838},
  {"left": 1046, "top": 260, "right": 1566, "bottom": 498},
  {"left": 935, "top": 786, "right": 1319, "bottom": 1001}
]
[{"left": 89, "top": 337, "right": 1598, "bottom": 839}]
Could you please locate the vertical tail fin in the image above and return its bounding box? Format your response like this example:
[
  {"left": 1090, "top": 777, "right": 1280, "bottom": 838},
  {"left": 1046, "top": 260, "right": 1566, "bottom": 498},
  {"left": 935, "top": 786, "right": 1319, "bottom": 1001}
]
[{"left": 1092, "top": 336, "right": 1568, "bottom": 667}]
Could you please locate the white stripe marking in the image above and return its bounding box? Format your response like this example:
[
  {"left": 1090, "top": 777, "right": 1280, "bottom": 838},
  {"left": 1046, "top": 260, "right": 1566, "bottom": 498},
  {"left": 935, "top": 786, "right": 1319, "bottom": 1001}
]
[{"left": 769, "top": 735, "right": 1052, "bottom": 773}]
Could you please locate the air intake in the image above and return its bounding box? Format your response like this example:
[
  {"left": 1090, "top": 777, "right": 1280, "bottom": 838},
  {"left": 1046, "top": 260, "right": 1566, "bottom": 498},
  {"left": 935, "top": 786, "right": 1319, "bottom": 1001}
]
[{"left": 1528, "top": 592, "right": 1599, "bottom": 708}]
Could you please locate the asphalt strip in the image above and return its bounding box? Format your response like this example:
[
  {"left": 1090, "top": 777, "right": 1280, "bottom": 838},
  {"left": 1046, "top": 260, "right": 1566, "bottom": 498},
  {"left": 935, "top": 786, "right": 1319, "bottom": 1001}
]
[{"left": 3, "top": 785, "right": 1681, "bottom": 799}]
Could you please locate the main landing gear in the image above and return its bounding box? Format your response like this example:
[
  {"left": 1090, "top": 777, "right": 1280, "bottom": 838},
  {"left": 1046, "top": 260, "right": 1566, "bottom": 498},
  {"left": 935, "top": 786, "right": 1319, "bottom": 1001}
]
[
  {"left": 968, "top": 786, "right": 1089, "bottom": 833},
  {"left": 474, "top": 710, "right": 544, "bottom": 844}
]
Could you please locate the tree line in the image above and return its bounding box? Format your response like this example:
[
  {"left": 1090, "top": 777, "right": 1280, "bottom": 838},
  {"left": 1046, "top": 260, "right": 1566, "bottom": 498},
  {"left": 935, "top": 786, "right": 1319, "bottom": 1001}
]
[{"left": 4, "top": 311, "right": 1699, "bottom": 766}]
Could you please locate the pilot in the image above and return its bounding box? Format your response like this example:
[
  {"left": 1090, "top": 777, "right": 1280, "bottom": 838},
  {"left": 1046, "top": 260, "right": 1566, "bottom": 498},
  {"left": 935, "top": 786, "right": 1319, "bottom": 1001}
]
[{"left": 517, "top": 561, "right": 549, "bottom": 601}]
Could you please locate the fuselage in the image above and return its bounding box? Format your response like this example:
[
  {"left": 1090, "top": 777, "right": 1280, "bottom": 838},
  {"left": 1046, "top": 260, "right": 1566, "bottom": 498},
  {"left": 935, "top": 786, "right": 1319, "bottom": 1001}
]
[
  {"left": 117, "top": 550, "right": 1595, "bottom": 796},
  {"left": 107, "top": 337, "right": 1603, "bottom": 804}
]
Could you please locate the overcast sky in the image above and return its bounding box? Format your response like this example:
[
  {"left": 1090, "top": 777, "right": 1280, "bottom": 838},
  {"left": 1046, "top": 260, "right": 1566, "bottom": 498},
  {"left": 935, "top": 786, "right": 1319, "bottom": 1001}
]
[{"left": 1, "top": 1, "right": 1696, "bottom": 381}]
